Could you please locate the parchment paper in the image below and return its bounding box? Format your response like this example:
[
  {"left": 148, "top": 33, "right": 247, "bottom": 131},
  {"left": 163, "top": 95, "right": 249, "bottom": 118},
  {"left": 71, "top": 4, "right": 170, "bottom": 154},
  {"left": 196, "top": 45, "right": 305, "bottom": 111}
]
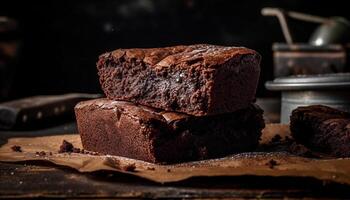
[{"left": 1, "top": 124, "right": 350, "bottom": 184}]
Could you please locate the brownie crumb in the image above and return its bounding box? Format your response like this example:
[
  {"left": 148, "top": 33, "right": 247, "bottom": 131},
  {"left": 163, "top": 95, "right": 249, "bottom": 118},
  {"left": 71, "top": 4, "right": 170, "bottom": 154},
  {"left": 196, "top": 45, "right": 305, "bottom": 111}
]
[
  {"left": 58, "top": 141, "right": 95, "bottom": 155},
  {"left": 257, "top": 138, "right": 292, "bottom": 152},
  {"left": 58, "top": 140, "right": 74, "bottom": 153},
  {"left": 288, "top": 142, "right": 320, "bottom": 158},
  {"left": 271, "top": 134, "right": 282, "bottom": 143},
  {"left": 85, "top": 151, "right": 99, "bottom": 156},
  {"left": 123, "top": 163, "right": 136, "bottom": 172},
  {"left": 81, "top": 149, "right": 97, "bottom": 155},
  {"left": 49, "top": 152, "right": 53, "bottom": 156},
  {"left": 258, "top": 133, "right": 322, "bottom": 158},
  {"left": 266, "top": 159, "right": 278, "bottom": 169},
  {"left": 11, "top": 145, "right": 22, "bottom": 152},
  {"left": 104, "top": 157, "right": 121, "bottom": 169},
  {"left": 285, "top": 136, "right": 293, "bottom": 142},
  {"left": 147, "top": 167, "right": 155, "bottom": 171},
  {"left": 72, "top": 148, "right": 81, "bottom": 153},
  {"left": 36, "top": 151, "right": 46, "bottom": 157},
  {"left": 198, "top": 146, "right": 208, "bottom": 159},
  {"left": 167, "top": 169, "right": 171, "bottom": 172}
]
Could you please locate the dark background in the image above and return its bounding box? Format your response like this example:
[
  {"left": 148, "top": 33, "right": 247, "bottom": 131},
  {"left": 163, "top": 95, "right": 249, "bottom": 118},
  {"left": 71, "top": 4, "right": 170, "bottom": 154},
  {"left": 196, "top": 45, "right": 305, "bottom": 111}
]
[{"left": 1, "top": 0, "right": 349, "bottom": 101}]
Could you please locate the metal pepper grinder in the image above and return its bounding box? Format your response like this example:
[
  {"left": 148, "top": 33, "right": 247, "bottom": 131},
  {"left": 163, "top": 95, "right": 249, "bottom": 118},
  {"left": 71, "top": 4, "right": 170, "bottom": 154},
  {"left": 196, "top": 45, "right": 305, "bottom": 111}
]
[
  {"left": 262, "top": 8, "right": 350, "bottom": 123},
  {"left": 261, "top": 7, "right": 350, "bottom": 45},
  {"left": 262, "top": 8, "right": 350, "bottom": 77}
]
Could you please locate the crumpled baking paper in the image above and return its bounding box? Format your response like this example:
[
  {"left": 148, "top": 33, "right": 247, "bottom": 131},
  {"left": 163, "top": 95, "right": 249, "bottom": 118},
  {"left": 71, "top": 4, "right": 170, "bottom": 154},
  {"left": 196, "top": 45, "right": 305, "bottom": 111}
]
[{"left": 0, "top": 124, "right": 350, "bottom": 184}]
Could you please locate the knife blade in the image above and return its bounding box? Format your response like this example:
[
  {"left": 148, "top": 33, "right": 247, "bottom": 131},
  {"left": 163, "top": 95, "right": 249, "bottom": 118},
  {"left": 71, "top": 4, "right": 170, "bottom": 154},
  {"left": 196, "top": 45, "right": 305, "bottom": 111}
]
[{"left": 0, "top": 93, "right": 101, "bottom": 130}]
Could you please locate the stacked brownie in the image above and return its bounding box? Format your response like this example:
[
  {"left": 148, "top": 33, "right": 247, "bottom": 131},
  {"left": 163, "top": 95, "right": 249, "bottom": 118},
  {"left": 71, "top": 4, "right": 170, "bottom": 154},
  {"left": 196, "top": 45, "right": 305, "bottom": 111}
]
[{"left": 75, "top": 44, "right": 265, "bottom": 163}]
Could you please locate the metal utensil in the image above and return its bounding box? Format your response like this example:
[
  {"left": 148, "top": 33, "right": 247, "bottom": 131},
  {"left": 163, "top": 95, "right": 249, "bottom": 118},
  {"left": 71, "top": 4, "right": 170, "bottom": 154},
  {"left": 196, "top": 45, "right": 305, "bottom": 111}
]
[
  {"left": 262, "top": 7, "right": 350, "bottom": 45},
  {"left": 309, "top": 17, "right": 350, "bottom": 45},
  {"left": 265, "top": 73, "right": 350, "bottom": 123},
  {"left": 261, "top": 8, "right": 294, "bottom": 44},
  {"left": 0, "top": 93, "right": 101, "bottom": 130}
]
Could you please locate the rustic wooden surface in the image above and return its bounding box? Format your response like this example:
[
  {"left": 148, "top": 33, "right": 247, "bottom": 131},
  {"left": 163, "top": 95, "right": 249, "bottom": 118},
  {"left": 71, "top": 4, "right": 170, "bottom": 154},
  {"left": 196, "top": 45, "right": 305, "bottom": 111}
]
[
  {"left": 1, "top": 123, "right": 350, "bottom": 199},
  {"left": 1, "top": 161, "right": 350, "bottom": 199}
]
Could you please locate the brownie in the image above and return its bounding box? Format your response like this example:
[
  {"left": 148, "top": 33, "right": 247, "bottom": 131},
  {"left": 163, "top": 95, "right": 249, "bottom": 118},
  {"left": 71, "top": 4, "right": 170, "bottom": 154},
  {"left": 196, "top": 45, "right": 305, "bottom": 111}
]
[
  {"left": 97, "top": 44, "right": 261, "bottom": 116},
  {"left": 75, "top": 99, "right": 265, "bottom": 163},
  {"left": 290, "top": 105, "right": 350, "bottom": 157}
]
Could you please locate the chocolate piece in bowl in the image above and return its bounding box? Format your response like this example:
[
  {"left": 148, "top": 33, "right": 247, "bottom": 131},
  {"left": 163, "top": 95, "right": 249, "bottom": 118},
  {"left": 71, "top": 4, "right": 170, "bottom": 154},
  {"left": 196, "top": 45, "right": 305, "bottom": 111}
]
[
  {"left": 75, "top": 99, "right": 265, "bottom": 164},
  {"left": 290, "top": 105, "right": 350, "bottom": 157},
  {"left": 97, "top": 44, "right": 261, "bottom": 116}
]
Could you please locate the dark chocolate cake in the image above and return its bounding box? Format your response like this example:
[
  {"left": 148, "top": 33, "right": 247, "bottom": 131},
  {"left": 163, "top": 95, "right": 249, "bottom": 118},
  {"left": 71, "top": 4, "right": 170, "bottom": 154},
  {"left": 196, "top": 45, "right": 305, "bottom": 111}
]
[
  {"left": 75, "top": 99, "right": 265, "bottom": 163},
  {"left": 290, "top": 105, "right": 350, "bottom": 157},
  {"left": 97, "top": 44, "right": 261, "bottom": 116}
]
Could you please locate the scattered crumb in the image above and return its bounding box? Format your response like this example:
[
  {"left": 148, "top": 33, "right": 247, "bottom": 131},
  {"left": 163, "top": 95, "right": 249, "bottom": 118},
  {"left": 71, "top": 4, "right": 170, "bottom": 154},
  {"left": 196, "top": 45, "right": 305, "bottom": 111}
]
[
  {"left": 10, "top": 172, "right": 14, "bottom": 175},
  {"left": 49, "top": 152, "right": 53, "bottom": 156},
  {"left": 58, "top": 140, "right": 100, "bottom": 155},
  {"left": 85, "top": 151, "right": 99, "bottom": 156},
  {"left": 72, "top": 148, "right": 81, "bottom": 153},
  {"left": 11, "top": 145, "right": 22, "bottom": 152},
  {"left": 198, "top": 146, "right": 208, "bottom": 159},
  {"left": 36, "top": 151, "right": 46, "bottom": 156},
  {"left": 147, "top": 167, "right": 155, "bottom": 171},
  {"left": 167, "top": 169, "right": 171, "bottom": 172},
  {"left": 123, "top": 163, "right": 136, "bottom": 172},
  {"left": 285, "top": 136, "right": 293, "bottom": 142},
  {"left": 105, "top": 157, "right": 121, "bottom": 169},
  {"left": 266, "top": 159, "right": 278, "bottom": 169},
  {"left": 271, "top": 134, "right": 282, "bottom": 143},
  {"left": 288, "top": 142, "right": 319, "bottom": 158},
  {"left": 58, "top": 140, "right": 74, "bottom": 153},
  {"left": 78, "top": 148, "right": 98, "bottom": 155}
]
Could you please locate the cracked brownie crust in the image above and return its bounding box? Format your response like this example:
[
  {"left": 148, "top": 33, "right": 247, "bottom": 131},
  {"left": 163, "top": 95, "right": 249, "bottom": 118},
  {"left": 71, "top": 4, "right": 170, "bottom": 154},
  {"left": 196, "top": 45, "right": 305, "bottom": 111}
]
[
  {"left": 97, "top": 44, "right": 261, "bottom": 116},
  {"left": 75, "top": 99, "right": 265, "bottom": 163}
]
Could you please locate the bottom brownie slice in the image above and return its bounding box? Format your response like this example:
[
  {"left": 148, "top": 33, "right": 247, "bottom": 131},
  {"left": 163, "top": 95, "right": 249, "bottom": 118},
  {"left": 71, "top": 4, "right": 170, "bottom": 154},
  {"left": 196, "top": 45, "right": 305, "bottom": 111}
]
[
  {"left": 75, "top": 99, "right": 265, "bottom": 163},
  {"left": 290, "top": 105, "right": 350, "bottom": 158}
]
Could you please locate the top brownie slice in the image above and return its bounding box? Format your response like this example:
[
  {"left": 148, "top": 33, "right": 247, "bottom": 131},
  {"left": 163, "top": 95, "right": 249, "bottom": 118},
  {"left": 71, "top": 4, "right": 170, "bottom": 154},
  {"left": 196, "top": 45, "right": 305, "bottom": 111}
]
[{"left": 97, "top": 44, "right": 261, "bottom": 116}]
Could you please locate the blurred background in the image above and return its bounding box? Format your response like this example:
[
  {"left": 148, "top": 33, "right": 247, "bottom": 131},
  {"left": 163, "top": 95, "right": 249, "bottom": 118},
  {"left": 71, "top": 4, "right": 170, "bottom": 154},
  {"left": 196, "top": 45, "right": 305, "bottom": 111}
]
[{"left": 1, "top": 0, "right": 350, "bottom": 102}]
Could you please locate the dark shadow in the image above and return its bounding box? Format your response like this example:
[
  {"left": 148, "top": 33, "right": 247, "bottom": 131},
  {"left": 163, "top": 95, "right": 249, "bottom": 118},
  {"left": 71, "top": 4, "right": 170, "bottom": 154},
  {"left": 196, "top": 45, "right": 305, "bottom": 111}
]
[{"left": 0, "top": 122, "right": 77, "bottom": 147}]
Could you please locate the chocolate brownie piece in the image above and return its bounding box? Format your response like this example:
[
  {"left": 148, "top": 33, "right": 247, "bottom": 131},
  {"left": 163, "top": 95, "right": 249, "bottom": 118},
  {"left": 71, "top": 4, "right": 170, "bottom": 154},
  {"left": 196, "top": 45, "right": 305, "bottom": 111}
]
[
  {"left": 290, "top": 105, "right": 350, "bottom": 157},
  {"left": 97, "top": 44, "right": 261, "bottom": 116},
  {"left": 75, "top": 99, "right": 264, "bottom": 163}
]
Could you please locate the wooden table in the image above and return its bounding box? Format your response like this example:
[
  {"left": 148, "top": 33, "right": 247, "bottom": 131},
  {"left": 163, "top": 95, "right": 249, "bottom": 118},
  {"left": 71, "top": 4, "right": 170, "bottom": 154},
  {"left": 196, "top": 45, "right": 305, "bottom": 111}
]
[{"left": 1, "top": 123, "right": 350, "bottom": 199}]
